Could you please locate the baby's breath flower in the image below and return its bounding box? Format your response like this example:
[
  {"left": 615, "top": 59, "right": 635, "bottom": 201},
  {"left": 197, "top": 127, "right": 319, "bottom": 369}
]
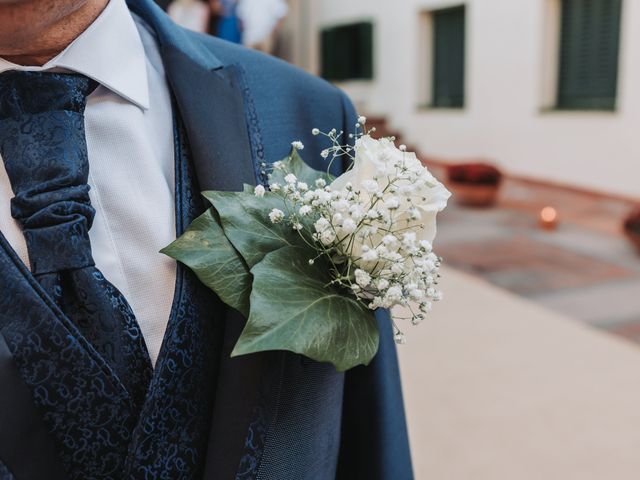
[
  {"left": 320, "top": 229, "right": 336, "bottom": 246},
  {"left": 299, "top": 205, "right": 312, "bottom": 216},
  {"left": 284, "top": 173, "right": 297, "bottom": 184},
  {"left": 314, "top": 217, "right": 330, "bottom": 233},
  {"left": 384, "top": 197, "right": 400, "bottom": 210},
  {"left": 254, "top": 185, "right": 265, "bottom": 197},
  {"left": 409, "top": 289, "right": 424, "bottom": 301},
  {"left": 355, "top": 269, "right": 371, "bottom": 288},
  {"left": 315, "top": 178, "right": 326, "bottom": 188},
  {"left": 291, "top": 140, "right": 304, "bottom": 150},
  {"left": 269, "top": 209, "right": 284, "bottom": 224},
  {"left": 312, "top": 128, "right": 320, "bottom": 136},
  {"left": 341, "top": 218, "right": 357, "bottom": 234},
  {"left": 361, "top": 249, "right": 379, "bottom": 262},
  {"left": 366, "top": 209, "right": 380, "bottom": 219}
]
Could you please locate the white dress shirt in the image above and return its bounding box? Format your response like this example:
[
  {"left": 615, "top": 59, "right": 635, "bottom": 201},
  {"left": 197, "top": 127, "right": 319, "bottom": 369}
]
[{"left": 0, "top": 0, "right": 177, "bottom": 366}]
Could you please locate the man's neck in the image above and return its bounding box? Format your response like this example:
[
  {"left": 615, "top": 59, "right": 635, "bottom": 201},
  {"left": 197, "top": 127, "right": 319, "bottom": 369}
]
[{"left": 1, "top": 0, "right": 109, "bottom": 66}]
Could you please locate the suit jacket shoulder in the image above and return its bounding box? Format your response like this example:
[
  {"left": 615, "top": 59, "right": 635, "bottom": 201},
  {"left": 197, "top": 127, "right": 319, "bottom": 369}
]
[{"left": 179, "top": 31, "right": 357, "bottom": 169}]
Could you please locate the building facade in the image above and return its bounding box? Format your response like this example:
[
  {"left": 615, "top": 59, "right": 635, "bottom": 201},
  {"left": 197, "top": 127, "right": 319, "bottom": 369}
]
[{"left": 286, "top": 0, "right": 640, "bottom": 198}]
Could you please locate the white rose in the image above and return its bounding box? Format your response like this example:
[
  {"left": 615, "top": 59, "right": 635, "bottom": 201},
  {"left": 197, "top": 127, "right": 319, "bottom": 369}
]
[{"left": 330, "top": 135, "right": 450, "bottom": 272}]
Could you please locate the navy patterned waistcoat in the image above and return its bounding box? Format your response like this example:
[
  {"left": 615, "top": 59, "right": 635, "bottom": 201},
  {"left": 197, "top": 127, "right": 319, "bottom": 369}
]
[{"left": 0, "top": 77, "right": 219, "bottom": 478}]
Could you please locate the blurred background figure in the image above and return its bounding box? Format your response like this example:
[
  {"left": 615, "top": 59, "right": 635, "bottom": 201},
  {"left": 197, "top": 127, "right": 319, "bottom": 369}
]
[
  {"left": 167, "top": 0, "right": 209, "bottom": 33},
  {"left": 210, "top": 0, "right": 242, "bottom": 43},
  {"left": 237, "top": 0, "right": 288, "bottom": 53}
]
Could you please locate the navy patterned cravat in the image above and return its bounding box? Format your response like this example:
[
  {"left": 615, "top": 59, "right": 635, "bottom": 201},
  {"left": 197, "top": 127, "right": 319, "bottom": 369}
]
[{"left": 0, "top": 71, "right": 152, "bottom": 409}]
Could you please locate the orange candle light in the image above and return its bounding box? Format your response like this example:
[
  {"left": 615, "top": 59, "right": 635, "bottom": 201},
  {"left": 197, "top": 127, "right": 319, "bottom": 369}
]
[{"left": 539, "top": 206, "right": 558, "bottom": 230}]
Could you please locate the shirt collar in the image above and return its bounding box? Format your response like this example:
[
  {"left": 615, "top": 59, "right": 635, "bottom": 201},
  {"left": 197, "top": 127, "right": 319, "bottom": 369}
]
[{"left": 0, "top": 0, "right": 150, "bottom": 111}]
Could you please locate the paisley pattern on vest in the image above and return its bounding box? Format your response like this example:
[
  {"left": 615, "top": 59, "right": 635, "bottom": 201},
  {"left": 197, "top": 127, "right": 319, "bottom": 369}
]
[
  {"left": 0, "top": 76, "right": 219, "bottom": 479},
  {"left": 124, "top": 111, "right": 220, "bottom": 479}
]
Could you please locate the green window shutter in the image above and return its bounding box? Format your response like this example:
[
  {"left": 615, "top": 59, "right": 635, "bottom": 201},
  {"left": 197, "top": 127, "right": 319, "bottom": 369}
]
[
  {"left": 557, "top": 0, "right": 623, "bottom": 110},
  {"left": 432, "top": 6, "right": 466, "bottom": 108},
  {"left": 321, "top": 22, "right": 374, "bottom": 81}
]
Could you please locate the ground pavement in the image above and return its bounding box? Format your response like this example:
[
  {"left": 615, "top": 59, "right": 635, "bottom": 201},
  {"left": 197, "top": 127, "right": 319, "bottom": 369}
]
[{"left": 397, "top": 267, "right": 640, "bottom": 480}]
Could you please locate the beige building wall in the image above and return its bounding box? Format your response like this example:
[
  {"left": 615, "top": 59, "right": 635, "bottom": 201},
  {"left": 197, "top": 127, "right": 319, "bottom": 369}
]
[{"left": 291, "top": 0, "right": 640, "bottom": 198}]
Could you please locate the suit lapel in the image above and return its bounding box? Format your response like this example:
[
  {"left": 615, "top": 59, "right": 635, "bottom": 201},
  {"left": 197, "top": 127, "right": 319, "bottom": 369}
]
[
  {"left": 127, "top": 0, "right": 257, "bottom": 192},
  {"left": 124, "top": 3, "right": 281, "bottom": 477}
]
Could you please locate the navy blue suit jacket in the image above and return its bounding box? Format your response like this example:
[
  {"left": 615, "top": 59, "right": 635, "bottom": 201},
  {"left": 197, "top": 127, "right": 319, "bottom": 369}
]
[{"left": 0, "top": 0, "right": 413, "bottom": 478}]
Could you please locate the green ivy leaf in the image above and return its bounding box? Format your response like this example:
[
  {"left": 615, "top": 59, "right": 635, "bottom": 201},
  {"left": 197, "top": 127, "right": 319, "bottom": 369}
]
[
  {"left": 203, "top": 190, "right": 305, "bottom": 268},
  {"left": 232, "top": 245, "right": 379, "bottom": 371},
  {"left": 269, "top": 148, "right": 332, "bottom": 186},
  {"left": 160, "top": 208, "right": 251, "bottom": 317}
]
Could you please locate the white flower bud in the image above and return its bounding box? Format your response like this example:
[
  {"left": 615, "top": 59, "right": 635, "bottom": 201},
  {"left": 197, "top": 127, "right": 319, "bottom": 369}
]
[
  {"left": 409, "top": 289, "right": 424, "bottom": 301},
  {"left": 355, "top": 269, "right": 371, "bottom": 288},
  {"left": 320, "top": 229, "right": 336, "bottom": 246},
  {"left": 341, "top": 218, "right": 357, "bottom": 234},
  {"left": 384, "top": 197, "right": 400, "bottom": 210},
  {"left": 269, "top": 209, "right": 284, "bottom": 224},
  {"left": 254, "top": 185, "right": 265, "bottom": 197},
  {"left": 314, "top": 217, "right": 330, "bottom": 233},
  {"left": 366, "top": 209, "right": 380, "bottom": 219},
  {"left": 362, "top": 249, "right": 379, "bottom": 262},
  {"left": 312, "top": 128, "right": 320, "bottom": 136},
  {"left": 299, "top": 205, "right": 312, "bottom": 216}
]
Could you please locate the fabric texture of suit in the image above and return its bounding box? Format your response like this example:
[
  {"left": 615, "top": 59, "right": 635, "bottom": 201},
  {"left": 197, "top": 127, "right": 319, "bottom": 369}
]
[{"left": 0, "top": 0, "right": 413, "bottom": 478}]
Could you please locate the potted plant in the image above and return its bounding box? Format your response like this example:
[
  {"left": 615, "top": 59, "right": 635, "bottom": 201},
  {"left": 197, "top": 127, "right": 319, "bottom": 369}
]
[
  {"left": 623, "top": 208, "right": 640, "bottom": 254},
  {"left": 446, "top": 162, "right": 503, "bottom": 207}
]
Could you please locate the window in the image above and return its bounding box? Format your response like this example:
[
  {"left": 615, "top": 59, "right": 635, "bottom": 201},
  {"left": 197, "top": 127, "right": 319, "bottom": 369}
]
[
  {"left": 321, "top": 22, "right": 374, "bottom": 82},
  {"left": 432, "top": 6, "right": 466, "bottom": 108},
  {"left": 557, "top": 0, "right": 623, "bottom": 110}
]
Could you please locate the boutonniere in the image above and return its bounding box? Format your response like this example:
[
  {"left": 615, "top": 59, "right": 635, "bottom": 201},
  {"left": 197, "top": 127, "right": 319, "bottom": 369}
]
[{"left": 161, "top": 117, "right": 451, "bottom": 371}]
